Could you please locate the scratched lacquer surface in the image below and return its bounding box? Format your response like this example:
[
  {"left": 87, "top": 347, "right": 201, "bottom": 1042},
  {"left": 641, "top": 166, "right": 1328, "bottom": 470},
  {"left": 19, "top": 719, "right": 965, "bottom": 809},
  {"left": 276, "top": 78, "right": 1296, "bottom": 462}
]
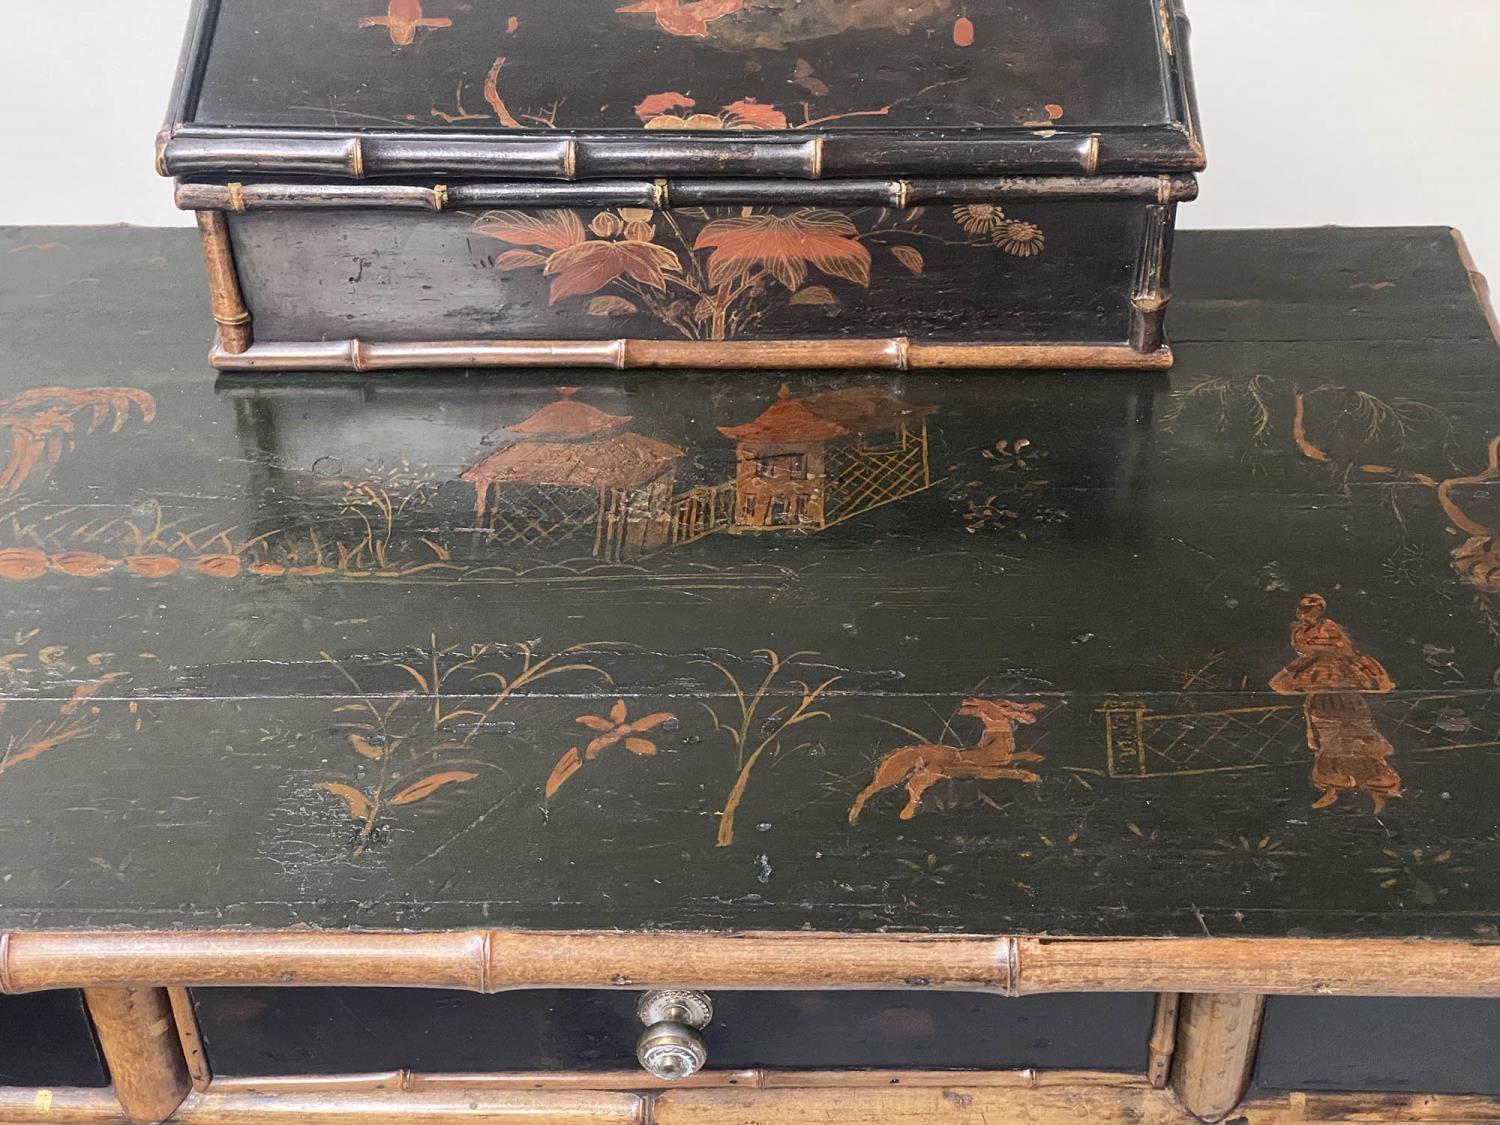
[
  {"left": 191, "top": 0, "right": 1174, "bottom": 135},
  {"left": 0, "top": 226, "right": 1498, "bottom": 937}
]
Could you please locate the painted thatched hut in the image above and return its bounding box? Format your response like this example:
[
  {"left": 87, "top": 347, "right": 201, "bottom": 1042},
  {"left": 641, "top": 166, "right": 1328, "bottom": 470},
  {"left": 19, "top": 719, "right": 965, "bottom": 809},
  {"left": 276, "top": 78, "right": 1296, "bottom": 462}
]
[
  {"left": 718, "top": 385, "right": 934, "bottom": 531},
  {"left": 462, "top": 388, "right": 683, "bottom": 559}
]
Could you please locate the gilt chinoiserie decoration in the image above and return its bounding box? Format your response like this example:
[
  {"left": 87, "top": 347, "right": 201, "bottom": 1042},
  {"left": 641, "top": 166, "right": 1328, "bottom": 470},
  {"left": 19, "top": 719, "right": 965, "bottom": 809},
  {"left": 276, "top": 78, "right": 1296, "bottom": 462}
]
[
  {"left": 2, "top": 220, "right": 1498, "bottom": 938},
  {"left": 159, "top": 0, "right": 1203, "bottom": 370},
  {"left": 4, "top": 222, "right": 1500, "bottom": 1123}
]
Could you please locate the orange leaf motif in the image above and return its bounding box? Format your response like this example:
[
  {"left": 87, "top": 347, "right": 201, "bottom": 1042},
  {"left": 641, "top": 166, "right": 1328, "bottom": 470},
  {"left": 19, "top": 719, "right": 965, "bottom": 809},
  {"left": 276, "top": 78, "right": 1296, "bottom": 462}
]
[
  {"left": 953, "top": 16, "right": 975, "bottom": 46},
  {"left": 473, "top": 210, "right": 586, "bottom": 252},
  {"left": 315, "top": 782, "right": 372, "bottom": 822},
  {"left": 890, "top": 245, "right": 925, "bottom": 276},
  {"left": 495, "top": 249, "right": 549, "bottom": 270},
  {"left": 624, "top": 736, "right": 658, "bottom": 756},
  {"left": 634, "top": 91, "right": 697, "bottom": 121},
  {"left": 587, "top": 295, "right": 640, "bottom": 316},
  {"left": 577, "top": 714, "right": 617, "bottom": 731},
  {"left": 609, "top": 699, "right": 629, "bottom": 725},
  {"left": 543, "top": 241, "right": 681, "bottom": 303},
  {"left": 694, "top": 210, "right": 871, "bottom": 291},
  {"left": 348, "top": 733, "right": 386, "bottom": 760},
  {"left": 545, "top": 747, "right": 583, "bottom": 798},
  {"left": 721, "top": 99, "right": 788, "bottom": 130},
  {"left": 790, "top": 285, "right": 838, "bottom": 306},
  {"left": 389, "top": 770, "right": 477, "bottom": 807}
]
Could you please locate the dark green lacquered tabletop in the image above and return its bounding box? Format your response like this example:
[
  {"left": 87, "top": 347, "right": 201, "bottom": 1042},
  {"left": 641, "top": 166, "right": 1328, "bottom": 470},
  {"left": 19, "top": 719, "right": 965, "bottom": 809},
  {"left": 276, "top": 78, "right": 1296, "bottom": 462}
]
[{"left": 0, "top": 225, "right": 1496, "bottom": 938}]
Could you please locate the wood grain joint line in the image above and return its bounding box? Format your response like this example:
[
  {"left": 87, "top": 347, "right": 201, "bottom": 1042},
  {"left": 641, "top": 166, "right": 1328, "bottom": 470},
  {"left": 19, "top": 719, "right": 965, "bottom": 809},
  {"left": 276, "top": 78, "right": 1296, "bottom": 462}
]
[
  {"left": 893, "top": 336, "right": 910, "bottom": 371},
  {"left": 226, "top": 182, "right": 247, "bottom": 213},
  {"left": 431, "top": 183, "right": 449, "bottom": 211},
  {"left": 653, "top": 178, "right": 670, "bottom": 209},
  {"left": 1003, "top": 935, "right": 1020, "bottom": 996},
  {"left": 563, "top": 139, "right": 579, "bottom": 180},
  {"left": 1084, "top": 133, "right": 1102, "bottom": 175},
  {"left": 348, "top": 137, "right": 366, "bottom": 180},
  {"left": 476, "top": 930, "right": 492, "bottom": 994},
  {"left": 808, "top": 135, "right": 825, "bottom": 179}
]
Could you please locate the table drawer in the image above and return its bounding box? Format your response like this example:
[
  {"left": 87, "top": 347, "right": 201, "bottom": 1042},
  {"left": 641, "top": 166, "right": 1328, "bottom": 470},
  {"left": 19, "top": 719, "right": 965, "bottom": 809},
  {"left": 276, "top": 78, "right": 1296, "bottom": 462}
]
[
  {"left": 190, "top": 988, "right": 1154, "bottom": 1078},
  {"left": 1255, "top": 996, "right": 1500, "bottom": 1096},
  {"left": 0, "top": 990, "right": 109, "bottom": 1088}
]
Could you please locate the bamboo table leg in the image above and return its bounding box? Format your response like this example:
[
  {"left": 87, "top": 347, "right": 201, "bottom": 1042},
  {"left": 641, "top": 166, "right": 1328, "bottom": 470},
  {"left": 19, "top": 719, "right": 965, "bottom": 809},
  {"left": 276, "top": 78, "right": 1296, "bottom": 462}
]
[
  {"left": 1169, "top": 992, "right": 1264, "bottom": 1122},
  {"left": 83, "top": 987, "right": 192, "bottom": 1124}
]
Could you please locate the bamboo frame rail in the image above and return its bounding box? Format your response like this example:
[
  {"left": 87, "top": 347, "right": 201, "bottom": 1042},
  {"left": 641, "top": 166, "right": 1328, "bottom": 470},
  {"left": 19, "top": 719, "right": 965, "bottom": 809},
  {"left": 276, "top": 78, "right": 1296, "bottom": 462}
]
[
  {"left": 207, "top": 338, "right": 1175, "bottom": 372},
  {"left": 6, "top": 1084, "right": 1500, "bottom": 1124},
  {"left": 206, "top": 1067, "right": 1146, "bottom": 1094},
  {"left": 6, "top": 931, "right": 1500, "bottom": 997}
]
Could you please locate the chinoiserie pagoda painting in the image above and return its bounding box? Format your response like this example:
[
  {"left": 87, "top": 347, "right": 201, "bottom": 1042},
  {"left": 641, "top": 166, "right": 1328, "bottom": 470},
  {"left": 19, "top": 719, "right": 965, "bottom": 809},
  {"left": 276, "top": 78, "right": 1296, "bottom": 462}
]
[
  {"left": 461, "top": 385, "right": 933, "bottom": 560},
  {"left": 719, "top": 385, "right": 934, "bottom": 531}
]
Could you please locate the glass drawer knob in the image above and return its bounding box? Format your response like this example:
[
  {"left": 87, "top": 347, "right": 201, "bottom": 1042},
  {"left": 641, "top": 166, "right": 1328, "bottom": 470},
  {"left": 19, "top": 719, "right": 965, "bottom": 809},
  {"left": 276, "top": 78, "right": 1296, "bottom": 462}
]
[{"left": 636, "top": 990, "right": 712, "bottom": 1080}]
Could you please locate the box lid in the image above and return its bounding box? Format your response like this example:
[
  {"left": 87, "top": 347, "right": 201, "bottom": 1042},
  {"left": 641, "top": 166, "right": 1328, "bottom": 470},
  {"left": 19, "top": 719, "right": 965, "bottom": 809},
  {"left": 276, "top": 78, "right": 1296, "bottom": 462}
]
[{"left": 161, "top": 0, "right": 1204, "bottom": 182}]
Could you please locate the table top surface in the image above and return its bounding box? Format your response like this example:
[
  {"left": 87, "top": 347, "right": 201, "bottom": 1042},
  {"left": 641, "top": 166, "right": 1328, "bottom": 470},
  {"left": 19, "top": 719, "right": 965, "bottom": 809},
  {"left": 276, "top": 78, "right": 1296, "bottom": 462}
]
[{"left": 0, "top": 225, "right": 1497, "bottom": 940}]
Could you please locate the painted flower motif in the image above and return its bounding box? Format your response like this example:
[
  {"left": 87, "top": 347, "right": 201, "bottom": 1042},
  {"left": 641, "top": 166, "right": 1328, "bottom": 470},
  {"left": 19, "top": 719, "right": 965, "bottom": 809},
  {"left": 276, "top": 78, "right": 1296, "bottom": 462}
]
[
  {"left": 624, "top": 220, "right": 657, "bottom": 242},
  {"left": 953, "top": 202, "right": 1006, "bottom": 234},
  {"left": 643, "top": 98, "right": 788, "bottom": 131},
  {"left": 994, "top": 221, "right": 1046, "bottom": 257},
  {"left": 720, "top": 99, "right": 788, "bottom": 129},
  {"left": 646, "top": 112, "right": 735, "bottom": 131},
  {"left": 579, "top": 698, "right": 676, "bottom": 759},
  {"left": 590, "top": 212, "right": 626, "bottom": 238},
  {"left": 694, "top": 209, "right": 872, "bottom": 291},
  {"left": 633, "top": 91, "right": 697, "bottom": 122},
  {"left": 545, "top": 700, "right": 677, "bottom": 798}
]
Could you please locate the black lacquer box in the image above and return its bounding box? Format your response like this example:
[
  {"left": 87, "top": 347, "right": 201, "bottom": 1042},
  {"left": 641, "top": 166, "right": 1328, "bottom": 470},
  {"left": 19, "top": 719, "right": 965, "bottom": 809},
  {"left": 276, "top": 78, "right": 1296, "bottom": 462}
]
[{"left": 158, "top": 0, "right": 1203, "bottom": 372}]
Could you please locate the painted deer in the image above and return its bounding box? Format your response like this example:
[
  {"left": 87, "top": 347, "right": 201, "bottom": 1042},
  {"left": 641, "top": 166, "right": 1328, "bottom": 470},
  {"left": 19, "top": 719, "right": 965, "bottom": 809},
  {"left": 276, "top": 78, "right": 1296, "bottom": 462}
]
[
  {"left": 848, "top": 698, "right": 1046, "bottom": 823},
  {"left": 359, "top": 0, "right": 452, "bottom": 46}
]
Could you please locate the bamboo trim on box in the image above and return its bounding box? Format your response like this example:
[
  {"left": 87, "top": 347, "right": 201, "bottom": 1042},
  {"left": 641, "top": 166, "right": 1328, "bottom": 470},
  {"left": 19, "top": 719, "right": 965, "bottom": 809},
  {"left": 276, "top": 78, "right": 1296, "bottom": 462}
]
[
  {"left": 6, "top": 931, "right": 1500, "bottom": 997},
  {"left": 174, "top": 174, "right": 1200, "bottom": 213},
  {"left": 160, "top": 124, "right": 1204, "bottom": 182},
  {"left": 206, "top": 338, "right": 1175, "bottom": 372},
  {"left": 192, "top": 211, "right": 252, "bottom": 354},
  {"left": 1452, "top": 227, "right": 1500, "bottom": 348},
  {"left": 1130, "top": 204, "right": 1176, "bottom": 355}
]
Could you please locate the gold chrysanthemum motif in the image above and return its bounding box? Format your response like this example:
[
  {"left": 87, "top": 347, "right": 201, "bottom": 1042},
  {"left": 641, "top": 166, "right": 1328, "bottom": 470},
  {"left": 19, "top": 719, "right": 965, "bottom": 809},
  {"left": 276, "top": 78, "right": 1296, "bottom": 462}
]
[
  {"left": 952, "top": 202, "right": 1006, "bottom": 234},
  {"left": 590, "top": 212, "right": 625, "bottom": 238},
  {"left": 995, "top": 221, "right": 1046, "bottom": 257}
]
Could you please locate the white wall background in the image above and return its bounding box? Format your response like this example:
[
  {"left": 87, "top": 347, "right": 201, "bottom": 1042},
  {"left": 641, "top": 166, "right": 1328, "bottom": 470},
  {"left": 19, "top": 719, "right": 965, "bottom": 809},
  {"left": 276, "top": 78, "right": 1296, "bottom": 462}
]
[{"left": 1, "top": 0, "right": 1496, "bottom": 276}]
